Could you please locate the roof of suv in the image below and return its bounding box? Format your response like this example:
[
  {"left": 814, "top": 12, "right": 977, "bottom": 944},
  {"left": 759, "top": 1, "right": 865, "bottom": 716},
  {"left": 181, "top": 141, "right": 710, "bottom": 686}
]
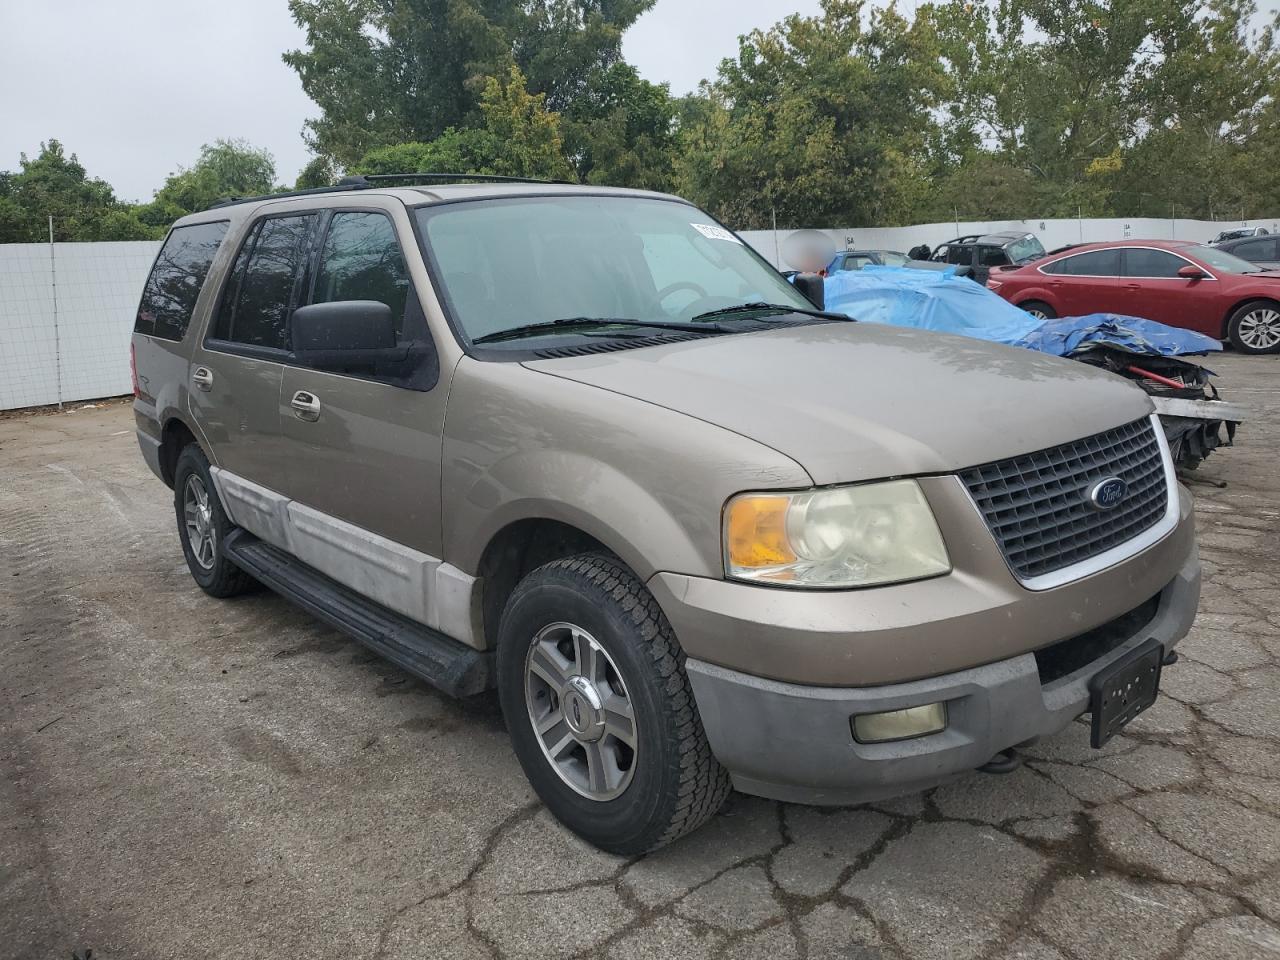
[
  {"left": 174, "top": 182, "right": 687, "bottom": 229},
  {"left": 943, "top": 231, "right": 1032, "bottom": 247}
]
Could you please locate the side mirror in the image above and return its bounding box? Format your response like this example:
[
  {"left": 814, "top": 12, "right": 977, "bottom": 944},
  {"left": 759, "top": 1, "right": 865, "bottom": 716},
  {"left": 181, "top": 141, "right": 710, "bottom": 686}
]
[
  {"left": 1177, "top": 264, "right": 1207, "bottom": 280},
  {"left": 291, "top": 300, "right": 403, "bottom": 370},
  {"left": 792, "top": 272, "right": 826, "bottom": 310}
]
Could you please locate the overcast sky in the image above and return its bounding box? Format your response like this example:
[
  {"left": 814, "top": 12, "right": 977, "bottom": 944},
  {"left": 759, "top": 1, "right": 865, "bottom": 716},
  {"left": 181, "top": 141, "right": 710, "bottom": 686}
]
[{"left": 0, "top": 0, "right": 1274, "bottom": 203}]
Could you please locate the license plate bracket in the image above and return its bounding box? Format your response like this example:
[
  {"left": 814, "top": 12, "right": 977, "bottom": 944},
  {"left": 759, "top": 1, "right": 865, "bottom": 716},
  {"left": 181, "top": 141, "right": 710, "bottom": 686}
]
[{"left": 1089, "top": 638, "right": 1164, "bottom": 748}]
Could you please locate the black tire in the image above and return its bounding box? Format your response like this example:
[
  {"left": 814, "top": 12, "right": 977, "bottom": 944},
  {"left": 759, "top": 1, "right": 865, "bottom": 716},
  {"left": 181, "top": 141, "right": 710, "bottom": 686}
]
[
  {"left": 1019, "top": 300, "right": 1057, "bottom": 320},
  {"left": 496, "top": 554, "right": 731, "bottom": 855},
  {"left": 173, "top": 444, "right": 255, "bottom": 598},
  {"left": 1225, "top": 299, "right": 1280, "bottom": 354}
]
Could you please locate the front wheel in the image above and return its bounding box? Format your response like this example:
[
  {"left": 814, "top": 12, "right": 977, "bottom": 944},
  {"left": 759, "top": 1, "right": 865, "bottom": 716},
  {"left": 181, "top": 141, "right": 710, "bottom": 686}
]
[
  {"left": 1226, "top": 300, "right": 1280, "bottom": 354},
  {"left": 1019, "top": 300, "right": 1057, "bottom": 320},
  {"left": 496, "top": 555, "right": 730, "bottom": 855}
]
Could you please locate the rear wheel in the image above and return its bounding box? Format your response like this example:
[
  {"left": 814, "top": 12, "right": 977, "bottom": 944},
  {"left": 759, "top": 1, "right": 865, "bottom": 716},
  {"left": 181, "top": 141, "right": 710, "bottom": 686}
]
[
  {"left": 173, "top": 445, "right": 255, "bottom": 598},
  {"left": 1226, "top": 300, "right": 1280, "bottom": 354},
  {"left": 1019, "top": 300, "right": 1056, "bottom": 320},
  {"left": 496, "top": 554, "right": 730, "bottom": 855}
]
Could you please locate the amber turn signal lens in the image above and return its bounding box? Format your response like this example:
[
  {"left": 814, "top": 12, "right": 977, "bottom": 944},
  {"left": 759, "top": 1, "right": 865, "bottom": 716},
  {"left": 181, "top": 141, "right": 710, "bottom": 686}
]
[{"left": 725, "top": 494, "right": 796, "bottom": 569}]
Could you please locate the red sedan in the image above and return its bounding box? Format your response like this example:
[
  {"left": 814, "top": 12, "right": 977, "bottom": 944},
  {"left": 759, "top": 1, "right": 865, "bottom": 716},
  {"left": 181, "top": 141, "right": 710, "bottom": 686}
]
[{"left": 987, "top": 239, "right": 1280, "bottom": 354}]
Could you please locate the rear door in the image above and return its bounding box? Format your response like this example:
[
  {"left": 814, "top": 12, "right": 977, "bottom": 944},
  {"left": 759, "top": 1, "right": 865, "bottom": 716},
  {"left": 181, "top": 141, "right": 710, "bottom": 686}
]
[
  {"left": 1120, "top": 247, "right": 1221, "bottom": 331},
  {"left": 974, "top": 245, "right": 1009, "bottom": 285},
  {"left": 275, "top": 200, "right": 448, "bottom": 563},
  {"left": 189, "top": 211, "right": 319, "bottom": 486},
  {"left": 1037, "top": 248, "right": 1124, "bottom": 316}
]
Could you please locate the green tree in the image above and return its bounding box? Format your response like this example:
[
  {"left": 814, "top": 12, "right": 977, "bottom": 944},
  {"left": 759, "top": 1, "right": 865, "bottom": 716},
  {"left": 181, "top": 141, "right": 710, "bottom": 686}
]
[
  {"left": 295, "top": 155, "right": 338, "bottom": 189},
  {"left": 562, "top": 62, "right": 677, "bottom": 190},
  {"left": 1109, "top": 0, "right": 1277, "bottom": 217},
  {"left": 141, "top": 139, "right": 277, "bottom": 226},
  {"left": 353, "top": 65, "right": 573, "bottom": 180},
  {"left": 284, "top": 0, "right": 654, "bottom": 167},
  {"left": 930, "top": 0, "right": 1279, "bottom": 219},
  {"left": 674, "top": 0, "right": 946, "bottom": 228},
  {"left": 0, "top": 140, "right": 155, "bottom": 242}
]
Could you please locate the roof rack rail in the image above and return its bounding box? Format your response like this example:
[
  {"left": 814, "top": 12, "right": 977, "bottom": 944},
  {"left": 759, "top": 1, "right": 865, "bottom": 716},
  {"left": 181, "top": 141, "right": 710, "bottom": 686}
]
[
  {"left": 206, "top": 176, "right": 374, "bottom": 210},
  {"left": 354, "top": 172, "right": 569, "bottom": 186},
  {"left": 204, "top": 172, "right": 569, "bottom": 211}
]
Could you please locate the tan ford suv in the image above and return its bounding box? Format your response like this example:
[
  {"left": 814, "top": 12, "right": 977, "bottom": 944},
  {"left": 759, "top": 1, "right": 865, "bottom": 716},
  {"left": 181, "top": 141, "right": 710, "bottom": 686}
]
[{"left": 132, "top": 177, "right": 1200, "bottom": 853}]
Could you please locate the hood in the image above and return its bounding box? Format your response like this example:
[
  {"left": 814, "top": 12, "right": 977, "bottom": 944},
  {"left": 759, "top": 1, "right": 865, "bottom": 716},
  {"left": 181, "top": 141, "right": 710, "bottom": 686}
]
[{"left": 524, "top": 322, "right": 1153, "bottom": 485}]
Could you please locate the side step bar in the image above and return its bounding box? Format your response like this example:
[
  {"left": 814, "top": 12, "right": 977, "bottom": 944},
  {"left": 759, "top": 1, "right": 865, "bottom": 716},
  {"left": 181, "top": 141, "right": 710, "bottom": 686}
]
[{"left": 223, "top": 529, "right": 493, "bottom": 697}]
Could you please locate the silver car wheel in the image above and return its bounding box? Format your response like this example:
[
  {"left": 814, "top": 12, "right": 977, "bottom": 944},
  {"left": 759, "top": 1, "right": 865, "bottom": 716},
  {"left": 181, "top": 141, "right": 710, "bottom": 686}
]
[
  {"left": 524, "top": 622, "right": 637, "bottom": 801},
  {"left": 1025, "top": 306, "right": 1048, "bottom": 320},
  {"left": 1238, "top": 307, "right": 1280, "bottom": 350},
  {"left": 183, "top": 475, "right": 216, "bottom": 570}
]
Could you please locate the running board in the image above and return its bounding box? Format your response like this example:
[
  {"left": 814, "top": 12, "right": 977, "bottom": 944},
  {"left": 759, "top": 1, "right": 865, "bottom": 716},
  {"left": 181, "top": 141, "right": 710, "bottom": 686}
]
[{"left": 223, "top": 529, "right": 493, "bottom": 697}]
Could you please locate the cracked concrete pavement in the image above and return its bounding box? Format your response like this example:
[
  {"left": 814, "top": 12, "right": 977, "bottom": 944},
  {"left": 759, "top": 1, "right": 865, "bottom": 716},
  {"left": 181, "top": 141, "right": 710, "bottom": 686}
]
[{"left": 3, "top": 353, "right": 1279, "bottom": 960}]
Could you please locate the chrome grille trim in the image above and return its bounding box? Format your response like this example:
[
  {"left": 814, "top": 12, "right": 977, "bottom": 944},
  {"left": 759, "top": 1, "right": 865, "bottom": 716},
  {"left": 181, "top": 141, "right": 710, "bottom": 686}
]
[{"left": 960, "top": 415, "right": 1177, "bottom": 590}]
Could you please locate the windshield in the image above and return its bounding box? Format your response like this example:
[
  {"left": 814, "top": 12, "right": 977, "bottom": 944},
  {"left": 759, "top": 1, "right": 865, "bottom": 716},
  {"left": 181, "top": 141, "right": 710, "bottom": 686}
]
[
  {"left": 416, "top": 196, "right": 812, "bottom": 343},
  {"left": 1190, "top": 244, "right": 1264, "bottom": 274},
  {"left": 1006, "top": 235, "right": 1046, "bottom": 263}
]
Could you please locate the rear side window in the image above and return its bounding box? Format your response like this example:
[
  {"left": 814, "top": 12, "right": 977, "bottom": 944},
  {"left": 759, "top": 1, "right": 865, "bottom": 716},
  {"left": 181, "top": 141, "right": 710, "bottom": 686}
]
[
  {"left": 945, "top": 245, "right": 970, "bottom": 265},
  {"left": 311, "top": 212, "right": 410, "bottom": 336},
  {"left": 135, "top": 221, "right": 229, "bottom": 341},
  {"left": 1123, "top": 248, "right": 1185, "bottom": 278},
  {"left": 212, "top": 214, "right": 317, "bottom": 350},
  {"left": 1043, "top": 250, "right": 1121, "bottom": 276}
]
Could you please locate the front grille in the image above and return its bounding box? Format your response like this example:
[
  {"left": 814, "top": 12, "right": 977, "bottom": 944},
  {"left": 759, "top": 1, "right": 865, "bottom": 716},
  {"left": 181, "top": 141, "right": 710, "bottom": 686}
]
[{"left": 960, "top": 417, "right": 1169, "bottom": 580}]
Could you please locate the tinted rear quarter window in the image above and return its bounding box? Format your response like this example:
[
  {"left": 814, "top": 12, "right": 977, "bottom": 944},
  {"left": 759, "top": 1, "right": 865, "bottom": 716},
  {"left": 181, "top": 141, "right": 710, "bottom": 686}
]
[
  {"left": 135, "top": 221, "right": 229, "bottom": 341},
  {"left": 1043, "top": 249, "right": 1121, "bottom": 276}
]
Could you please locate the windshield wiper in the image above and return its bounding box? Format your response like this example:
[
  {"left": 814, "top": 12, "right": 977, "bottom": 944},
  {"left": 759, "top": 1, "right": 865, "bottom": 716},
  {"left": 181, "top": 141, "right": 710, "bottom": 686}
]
[
  {"left": 691, "top": 301, "right": 851, "bottom": 323},
  {"left": 473, "top": 316, "right": 724, "bottom": 345}
]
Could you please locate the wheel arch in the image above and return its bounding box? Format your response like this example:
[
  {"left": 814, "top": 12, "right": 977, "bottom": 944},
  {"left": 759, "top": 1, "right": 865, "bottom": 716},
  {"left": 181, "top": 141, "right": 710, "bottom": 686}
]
[
  {"left": 1222, "top": 295, "right": 1280, "bottom": 339},
  {"left": 158, "top": 415, "right": 205, "bottom": 488},
  {"left": 474, "top": 516, "right": 620, "bottom": 652}
]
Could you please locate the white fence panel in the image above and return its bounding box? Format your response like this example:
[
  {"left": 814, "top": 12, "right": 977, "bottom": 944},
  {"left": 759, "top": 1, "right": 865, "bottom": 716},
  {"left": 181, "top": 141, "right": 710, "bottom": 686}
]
[
  {"left": 2, "top": 215, "right": 1278, "bottom": 410},
  {"left": 740, "top": 217, "right": 1280, "bottom": 269},
  {"left": 0, "top": 240, "right": 161, "bottom": 410}
]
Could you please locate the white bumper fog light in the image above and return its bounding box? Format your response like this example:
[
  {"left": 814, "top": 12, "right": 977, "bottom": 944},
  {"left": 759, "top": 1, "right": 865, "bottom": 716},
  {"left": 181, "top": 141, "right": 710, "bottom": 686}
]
[{"left": 852, "top": 703, "right": 947, "bottom": 744}]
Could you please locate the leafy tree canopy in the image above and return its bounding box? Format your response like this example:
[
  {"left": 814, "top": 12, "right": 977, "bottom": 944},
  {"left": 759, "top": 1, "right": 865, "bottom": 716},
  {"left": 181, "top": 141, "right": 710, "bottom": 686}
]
[
  {"left": 140, "top": 139, "right": 278, "bottom": 225},
  {"left": 0, "top": 140, "right": 155, "bottom": 242},
  {"left": 354, "top": 65, "right": 574, "bottom": 180},
  {"left": 284, "top": 0, "right": 655, "bottom": 167}
]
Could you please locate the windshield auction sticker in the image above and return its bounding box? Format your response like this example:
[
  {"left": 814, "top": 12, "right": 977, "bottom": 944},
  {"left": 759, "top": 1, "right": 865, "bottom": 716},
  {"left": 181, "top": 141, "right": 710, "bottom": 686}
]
[{"left": 691, "top": 223, "right": 743, "bottom": 244}]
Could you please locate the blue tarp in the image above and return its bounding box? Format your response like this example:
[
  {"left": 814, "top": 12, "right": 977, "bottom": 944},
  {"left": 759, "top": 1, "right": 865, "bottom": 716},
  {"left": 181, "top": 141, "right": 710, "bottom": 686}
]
[{"left": 821, "top": 265, "right": 1222, "bottom": 357}]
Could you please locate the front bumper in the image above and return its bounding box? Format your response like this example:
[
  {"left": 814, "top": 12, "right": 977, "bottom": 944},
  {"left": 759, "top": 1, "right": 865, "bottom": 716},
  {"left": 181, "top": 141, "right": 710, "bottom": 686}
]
[{"left": 683, "top": 547, "right": 1199, "bottom": 805}]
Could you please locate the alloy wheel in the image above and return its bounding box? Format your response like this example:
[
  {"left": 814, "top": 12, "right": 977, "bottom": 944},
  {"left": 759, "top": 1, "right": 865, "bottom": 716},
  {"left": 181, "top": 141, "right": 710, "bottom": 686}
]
[
  {"left": 183, "top": 475, "right": 216, "bottom": 570},
  {"left": 1239, "top": 307, "right": 1280, "bottom": 351},
  {"left": 524, "top": 622, "right": 637, "bottom": 801}
]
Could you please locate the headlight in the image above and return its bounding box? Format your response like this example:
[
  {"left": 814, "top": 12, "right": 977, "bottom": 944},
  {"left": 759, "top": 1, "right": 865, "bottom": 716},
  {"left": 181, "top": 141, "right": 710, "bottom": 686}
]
[{"left": 723, "top": 480, "right": 950, "bottom": 588}]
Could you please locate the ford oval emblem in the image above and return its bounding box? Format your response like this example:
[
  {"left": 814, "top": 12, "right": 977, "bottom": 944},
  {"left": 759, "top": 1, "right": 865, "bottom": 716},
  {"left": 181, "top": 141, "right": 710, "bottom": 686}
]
[{"left": 1088, "top": 477, "right": 1128, "bottom": 511}]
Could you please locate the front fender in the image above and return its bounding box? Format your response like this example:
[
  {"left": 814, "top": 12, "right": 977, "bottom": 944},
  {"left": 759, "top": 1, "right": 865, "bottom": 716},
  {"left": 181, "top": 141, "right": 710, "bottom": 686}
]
[
  {"left": 451, "top": 451, "right": 707, "bottom": 580},
  {"left": 440, "top": 358, "right": 812, "bottom": 580}
]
